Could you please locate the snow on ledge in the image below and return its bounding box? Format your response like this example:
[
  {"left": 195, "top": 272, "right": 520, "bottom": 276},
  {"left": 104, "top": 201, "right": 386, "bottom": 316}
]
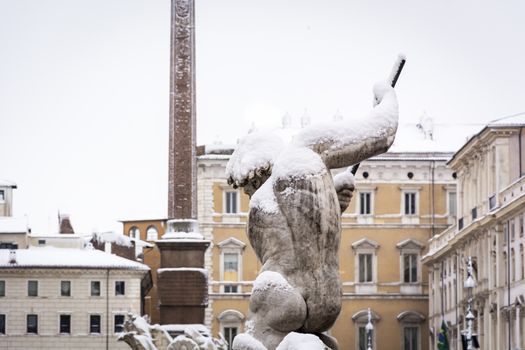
[{"left": 0, "top": 247, "right": 149, "bottom": 270}]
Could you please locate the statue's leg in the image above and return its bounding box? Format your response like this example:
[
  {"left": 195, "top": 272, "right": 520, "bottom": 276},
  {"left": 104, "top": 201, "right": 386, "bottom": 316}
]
[{"left": 241, "top": 271, "right": 307, "bottom": 350}]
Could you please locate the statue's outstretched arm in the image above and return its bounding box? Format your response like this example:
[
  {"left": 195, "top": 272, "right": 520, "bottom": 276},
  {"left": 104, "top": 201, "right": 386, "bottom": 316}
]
[{"left": 292, "top": 82, "right": 398, "bottom": 170}]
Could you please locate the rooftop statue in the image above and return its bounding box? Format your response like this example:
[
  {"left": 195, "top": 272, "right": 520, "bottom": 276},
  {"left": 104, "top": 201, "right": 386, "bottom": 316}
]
[{"left": 226, "top": 57, "right": 404, "bottom": 350}]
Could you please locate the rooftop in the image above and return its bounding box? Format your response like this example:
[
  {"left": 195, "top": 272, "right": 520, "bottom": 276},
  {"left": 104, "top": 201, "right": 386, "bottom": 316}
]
[{"left": 0, "top": 247, "right": 150, "bottom": 270}]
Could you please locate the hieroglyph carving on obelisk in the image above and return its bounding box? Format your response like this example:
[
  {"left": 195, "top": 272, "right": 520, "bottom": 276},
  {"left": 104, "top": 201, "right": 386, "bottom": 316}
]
[{"left": 168, "top": 0, "right": 197, "bottom": 220}]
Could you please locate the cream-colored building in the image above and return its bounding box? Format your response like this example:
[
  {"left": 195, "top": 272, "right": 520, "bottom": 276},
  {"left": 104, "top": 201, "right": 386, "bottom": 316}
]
[
  {"left": 0, "top": 247, "right": 151, "bottom": 350},
  {"left": 423, "top": 116, "right": 525, "bottom": 350}
]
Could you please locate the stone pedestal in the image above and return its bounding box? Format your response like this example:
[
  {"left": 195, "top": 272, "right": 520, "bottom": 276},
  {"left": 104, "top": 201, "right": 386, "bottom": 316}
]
[{"left": 157, "top": 219, "right": 210, "bottom": 324}]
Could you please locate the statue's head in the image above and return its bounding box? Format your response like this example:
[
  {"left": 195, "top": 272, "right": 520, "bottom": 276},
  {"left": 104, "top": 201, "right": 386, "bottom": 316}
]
[{"left": 226, "top": 131, "right": 284, "bottom": 197}]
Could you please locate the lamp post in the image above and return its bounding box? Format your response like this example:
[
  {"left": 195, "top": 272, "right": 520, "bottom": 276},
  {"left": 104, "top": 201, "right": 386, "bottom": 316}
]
[
  {"left": 464, "top": 256, "right": 476, "bottom": 350},
  {"left": 366, "top": 308, "right": 374, "bottom": 350}
]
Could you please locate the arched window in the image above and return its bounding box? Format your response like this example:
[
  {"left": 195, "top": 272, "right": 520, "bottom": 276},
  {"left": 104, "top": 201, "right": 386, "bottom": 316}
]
[
  {"left": 218, "top": 309, "right": 245, "bottom": 349},
  {"left": 397, "top": 311, "right": 425, "bottom": 350},
  {"left": 129, "top": 226, "right": 140, "bottom": 240},
  {"left": 352, "top": 309, "right": 380, "bottom": 350},
  {"left": 146, "top": 226, "right": 158, "bottom": 241}
]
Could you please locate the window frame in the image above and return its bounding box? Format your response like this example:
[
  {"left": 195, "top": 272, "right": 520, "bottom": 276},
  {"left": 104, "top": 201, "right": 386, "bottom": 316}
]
[
  {"left": 146, "top": 226, "right": 158, "bottom": 241},
  {"left": 90, "top": 281, "right": 101, "bottom": 297},
  {"left": 89, "top": 314, "right": 102, "bottom": 334},
  {"left": 27, "top": 280, "right": 38, "bottom": 297},
  {"left": 352, "top": 238, "right": 379, "bottom": 293},
  {"left": 128, "top": 226, "right": 140, "bottom": 240},
  {"left": 402, "top": 325, "right": 420, "bottom": 350},
  {"left": 358, "top": 253, "right": 373, "bottom": 283},
  {"left": 218, "top": 309, "right": 245, "bottom": 350},
  {"left": 0, "top": 314, "right": 5, "bottom": 335},
  {"left": 115, "top": 281, "right": 125, "bottom": 296},
  {"left": 59, "top": 314, "right": 71, "bottom": 335},
  {"left": 114, "top": 314, "right": 125, "bottom": 333},
  {"left": 403, "top": 191, "right": 418, "bottom": 215},
  {"left": 27, "top": 314, "right": 38, "bottom": 334},
  {"left": 403, "top": 253, "right": 419, "bottom": 283},
  {"left": 224, "top": 191, "right": 239, "bottom": 214},
  {"left": 60, "top": 280, "right": 71, "bottom": 297},
  {"left": 358, "top": 191, "right": 372, "bottom": 215},
  {"left": 218, "top": 237, "right": 246, "bottom": 294}
]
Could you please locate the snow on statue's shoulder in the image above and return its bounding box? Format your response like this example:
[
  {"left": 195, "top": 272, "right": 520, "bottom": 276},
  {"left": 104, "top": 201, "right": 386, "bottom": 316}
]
[{"left": 272, "top": 146, "right": 326, "bottom": 180}]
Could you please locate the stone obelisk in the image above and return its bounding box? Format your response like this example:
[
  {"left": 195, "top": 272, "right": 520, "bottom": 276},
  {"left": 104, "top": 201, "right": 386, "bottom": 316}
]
[{"left": 157, "top": 0, "right": 210, "bottom": 325}]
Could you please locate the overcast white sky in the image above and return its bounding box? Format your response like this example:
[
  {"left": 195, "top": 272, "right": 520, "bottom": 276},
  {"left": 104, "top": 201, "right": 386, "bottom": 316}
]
[{"left": 1, "top": 0, "right": 524, "bottom": 234}]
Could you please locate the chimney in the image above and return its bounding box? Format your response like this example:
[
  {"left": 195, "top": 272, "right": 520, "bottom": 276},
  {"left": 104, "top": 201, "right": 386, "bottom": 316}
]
[{"left": 58, "top": 214, "right": 75, "bottom": 234}]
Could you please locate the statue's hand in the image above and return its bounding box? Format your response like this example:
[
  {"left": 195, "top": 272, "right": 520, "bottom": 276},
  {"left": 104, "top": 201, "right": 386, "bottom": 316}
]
[{"left": 333, "top": 170, "right": 355, "bottom": 213}]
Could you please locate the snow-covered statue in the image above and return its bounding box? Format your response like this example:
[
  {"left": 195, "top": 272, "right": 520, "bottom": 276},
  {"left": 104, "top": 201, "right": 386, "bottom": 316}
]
[
  {"left": 118, "top": 314, "right": 228, "bottom": 350},
  {"left": 226, "top": 58, "right": 404, "bottom": 350}
]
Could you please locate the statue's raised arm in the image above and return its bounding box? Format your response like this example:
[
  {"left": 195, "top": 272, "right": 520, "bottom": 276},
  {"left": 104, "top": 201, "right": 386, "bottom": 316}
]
[{"left": 294, "top": 55, "right": 405, "bottom": 170}]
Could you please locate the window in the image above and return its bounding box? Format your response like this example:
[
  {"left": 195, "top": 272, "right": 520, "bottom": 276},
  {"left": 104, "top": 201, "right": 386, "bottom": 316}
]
[
  {"left": 0, "top": 280, "right": 4, "bottom": 297},
  {"left": 404, "top": 192, "right": 417, "bottom": 215},
  {"left": 519, "top": 214, "right": 523, "bottom": 237},
  {"left": 359, "top": 254, "right": 373, "bottom": 282},
  {"left": 223, "top": 326, "right": 238, "bottom": 349},
  {"left": 0, "top": 190, "right": 4, "bottom": 201},
  {"left": 359, "top": 192, "right": 371, "bottom": 215},
  {"left": 146, "top": 226, "right": 158, "bottom": 241},
  {"left": 0, "top": 242, "right": 17, "bottom": 249},
  {"left": 128, "top": 226, "right": 140, "bottom": 240},
  {"left": 512, "top": 248, "right": 516, "bottom": 282},
  {"left": 38, "top": 239, "right": 46, "bottom": 246},
  {"left": 224, "top": 253, "right": 239, "bottom": 293},
  {"left": 28, "top": 280, "right": 38, "bottom": 297},
  {"left": 61, "top": 281, "right": 71, "bottom": 297},
  {"left": 218, "top": 238, "right": 246, "bottom": 293},
  {"left": 91, "top": 281, "right": 100, "bottom": 296},
  {"left": 225, "top": 191, "right": 238, "bottom": 214},
  {"left": 115, "top": 281, "right": 125, "bottom": 296},
  {"left": 218, "top": 309, "right": 245, "bottom": 349},
  {"left": 511, "top": 219, "right": 516, "bottom": 241},
  {"left": 114, "top": 315, "right": 125, "bottom": 333},
  {"left": 90, "top": 315, "right": 101, "bottom": 334},
  {"left": 27, "top": 314, "right": 38, "bottom": 334},
  {"left": 358, "top": 326, "right": 373, "bottom": 350},
  {"left": 59, "top": 314, "right": 71, "bottom": 334},
  {"left": 520, "top": 244, "right": 525, "bottom": 279},
  {"left": 403, "top": 254, "right": 418, "bottom": 283},
  {"left": 0, "top": 314, "right": 5, "bottom": 334},
  {"left": 448, "top": 192, "right": 457, "bottom": 216},
  {"left": 224, "top": 285, "right": 238, "bottom": 293},
  {"left": 403, "top": 326, "right": 419, "bottom": 350}
]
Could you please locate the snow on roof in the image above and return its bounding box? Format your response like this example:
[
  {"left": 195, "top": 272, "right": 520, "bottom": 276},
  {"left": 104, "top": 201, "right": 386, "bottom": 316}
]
[
  {"left": 487, "top": 112, "right": 525, "bottom": 127},
  {"left": 0, "top": 247, "right": 149, "bottom": 270},
  {"left": 0, "top": 179, "right": 17, "bottom": 188},
  {"left": 0, "top": 217, "right": 28, "bottom": 233},
  {"left": 92, "top": 231, "right": 133, "bottom": 247}
]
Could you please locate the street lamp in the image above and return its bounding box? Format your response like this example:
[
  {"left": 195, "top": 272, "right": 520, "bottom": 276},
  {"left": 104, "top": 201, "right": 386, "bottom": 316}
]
[
  {"left": 366, "top": 308, "right": 374, "bottom": 350},
  {"left": 463, "top": 256, "right": 476, "bottom": 350}
]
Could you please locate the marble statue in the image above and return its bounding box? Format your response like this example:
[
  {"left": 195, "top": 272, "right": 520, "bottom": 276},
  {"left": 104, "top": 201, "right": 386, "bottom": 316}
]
[
  {"left": 226, "top": 81, "right": 399, "bottom": 350},
  {"left": 118, "top": 314, "right": 228, "bottom": 350}
]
